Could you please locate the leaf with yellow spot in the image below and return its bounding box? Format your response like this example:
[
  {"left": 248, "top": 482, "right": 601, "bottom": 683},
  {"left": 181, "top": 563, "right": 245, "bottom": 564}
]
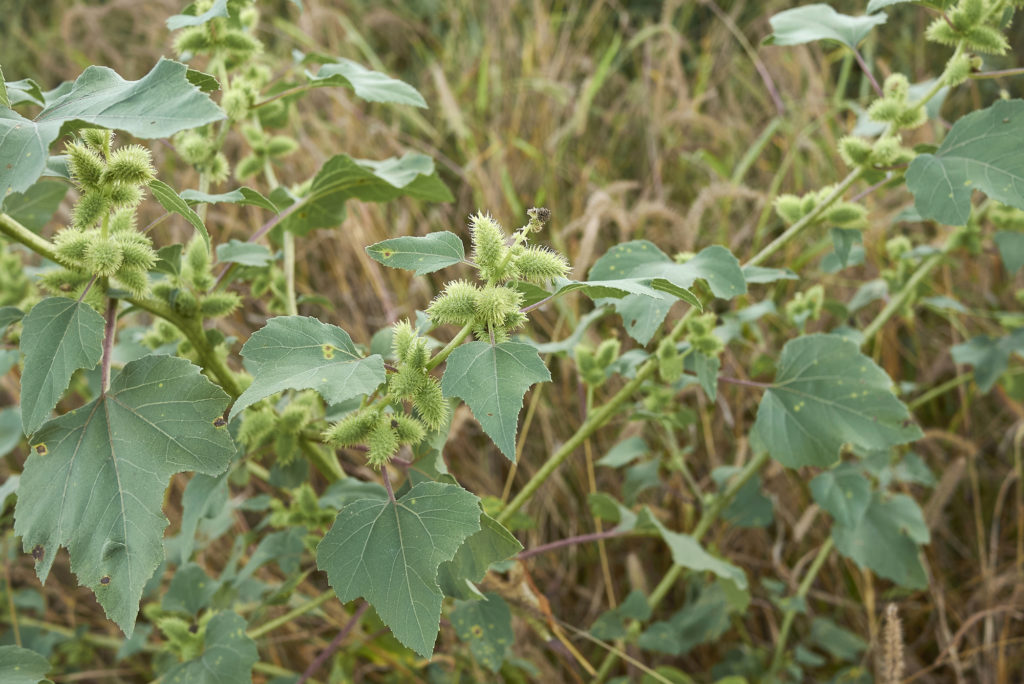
[
  {"left": 452, "top": 593, "right": 514, "bottom": 672},
  {"left": 751, "top": 334, "right": 921, "bottom": 468},
  {"left": 366, "top": 231, "right": 465, "bottom": 276},
  {"left": 810, "top": 463, "right": 871, "bottom": 527},
  {"left": 229, "top": 316, "right": 385, "bottom": 421}
]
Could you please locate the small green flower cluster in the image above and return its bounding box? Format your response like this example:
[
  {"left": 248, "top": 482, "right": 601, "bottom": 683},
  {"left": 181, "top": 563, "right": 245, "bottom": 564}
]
[
  {"left": 323, "top": 321, "right": 445, "bottom": 468},
  {"left": 49, "top": 130, "right": 157, "bottom": 297},
  {"left": 686, "top": 312, "right": 724, "bottom": 358},
  {"left": 428, "top": 209, "right": 570, "bottom": 342},
  {"left": 576, "top": 338, "right": 621, "bottom": 387},
  {"left": 155, "top": 612, "right": 213, "bottom": 663},
  {"left": 268, "top": 483, "right": 337, "bottom": 550},
  {"left": 235, "top": 124, "right": 299, "bottom": 180},
  {"left": 774, "top": 186, "right": 868, "bottom": 230},
  {"left": 238, "top": 390, "right": 322, "bottom": 465}
]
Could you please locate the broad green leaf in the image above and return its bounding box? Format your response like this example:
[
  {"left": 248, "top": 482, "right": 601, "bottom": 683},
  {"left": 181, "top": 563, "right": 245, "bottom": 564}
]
[
  {"left": 651, "top": 518, "right": 747, "bottom": 590},
  {"left": 0, "top": 408, "right": 21, "bottom": 458},
  {"left": 751, "top": 334, "right": 922, "bottom": 468},
  {"left": 0, "top": 350, "right": 18, "bottom": 378},
  {"left": 950, "top": 329, "right": 1024, "bottom": 392},
  {"left": 906, "top": 100, "right": 1024, "bottom": 226},
  {"left": 4, "top": 78, "right": 45, "bottom": 107},
  {"left": 994, "top": 231, "right": 1024, "bottom": 274},
  {"left": 0, "top": 645, "right": 51, "bottom": 684},
  {"left": 597, "top": 436, "right": 649, "bottom": 468},
  {"left": 366, "top": 231, "right": 465, "bottom": 275},
  {"left": 0, "top": 66, "right": 8, "bottom": 108},
  {"left": 14, "top": 355, "right": 236, "bottom": 635},
  {"left": 437, "top": 513, "right": 522, "bottom": 599},
  {"left": 149, "top": 180, "right": 210, "bottom": 250},
  {"left": 234, "top": 527, "right": 305, "bottom": 582},
  {"left": 866, "top": 0, "right": 911, "bottom": 10},
  {"left": 317, "top": 481, "right": 481, "bottom": 657},
  {"left": 279, "top": 153, "right": 453, "bottom": 236},
  {"left": 810, "top": 463, "right": 871, "bottom": 528},
  {"left": 164, "top": 612, "right": 258, "bottom": 684},
  {"left": 0, "top": 59, "right": 224, "bottom": 203},
  {"left": 0, "top": 306, "right": 24, "bottom": 334},
  {"left": 811, "top": 617, "right": 867, "bottom": 662},
  {"left": 441, "top": 341, "right": 551, "bottom": 460},
  {"left": 765, "top": 4, "right": 886, "bottom": 49},
  {"left": 713, "top": 467, "right": 774, "bottom": 529},
  {"left": 552, "top": 277, "right": 701, "bottom": 310},
  {"left": 163, "top": 563, "right": 219, "bottom": 615},
  {"left": 308, "top": 59, "right": 427, "bottom": 108},
  {"left": 167, "top": 473, "right": 229, "bottom": 565},
  {"left": 185, "top": 68, "right": 220, "bottom": 93},
  {"left": 588, "top": 242, "right": 746, "bottom": 345},
  {"left": 637, "top": 580, "right": 736, "bottom": 656},
  {"left": 0, "top": 473, "right": 18, "bottom": 517},
  {"left": 691, "top": 350, "right": 720, "bottom": 401},
  {"left": 832, "top": 492, "right": 929, "bottom": 588},
  {"left": 19, "top": 297, "right": 105, "bottom": 435},
  {"left": 230, "top": 316, "right": 386, "bottom": 420},
  {"left": 741, "top": 265, "right": 798, "bottom": 284},
  {"left": 215, "top": 239, "right": 274, "bottom": 267},
  {"left": 591, "top": 589, "right": 652, "bottom": 639},
  {"left": 180, "top": 187, "right": 278, "bottom": 213},
  {"left": 166, "top": 0, "right": 229, "bottom": 30},
  {"left": 3, "top": 180, "right": 68, "bottom": 231},
  {"left": 452, "top": 593, "right": 513, "bottom": 672}
]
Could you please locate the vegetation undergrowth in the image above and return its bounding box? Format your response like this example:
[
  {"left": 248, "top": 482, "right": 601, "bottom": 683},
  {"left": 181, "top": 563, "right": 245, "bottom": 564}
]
[{"left": 1, "top": 0, "right": 1023, "bottom": 682}]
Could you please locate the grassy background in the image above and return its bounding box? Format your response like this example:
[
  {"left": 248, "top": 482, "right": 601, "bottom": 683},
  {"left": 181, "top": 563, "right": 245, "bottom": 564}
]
[{"left": 2, "top": 0, "right": 1023, "bottom": 681}]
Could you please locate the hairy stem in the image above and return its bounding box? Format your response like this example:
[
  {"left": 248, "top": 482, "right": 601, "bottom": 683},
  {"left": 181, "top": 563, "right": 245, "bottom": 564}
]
[{"left": 100, "top": 296, "right": 118, "bottom": 393}]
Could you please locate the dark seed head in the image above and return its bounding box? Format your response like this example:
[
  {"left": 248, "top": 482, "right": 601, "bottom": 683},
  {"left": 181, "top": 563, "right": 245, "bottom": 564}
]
[{"left": 390, "top": 419, "right": 399, "bottom": 429}]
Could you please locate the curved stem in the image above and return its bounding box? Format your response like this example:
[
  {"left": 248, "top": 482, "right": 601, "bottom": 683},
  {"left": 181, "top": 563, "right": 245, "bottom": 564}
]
[{"left": 769, "top": 537, "right": 835, "bottom": 675}]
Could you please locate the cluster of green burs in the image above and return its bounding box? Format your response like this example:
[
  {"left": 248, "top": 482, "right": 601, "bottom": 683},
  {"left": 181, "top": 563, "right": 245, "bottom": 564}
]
[
  {"left": 49, "top": 129, "right": 158, "bottom": 298},
  {"left": 324, "top": 209, "right": 572, "bottom": 468}
]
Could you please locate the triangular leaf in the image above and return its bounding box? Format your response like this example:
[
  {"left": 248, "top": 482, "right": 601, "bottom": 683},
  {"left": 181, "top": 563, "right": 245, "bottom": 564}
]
[
  {"left": 163, "top": 611, "right": 258, "bottom": 684},
  {"left": 366, "top": 231, "right": 465, "bottom": 275},
  {"left": 316, "top": 481, "right": 481, "bottom": 657},
  {"left": 19, "top": 297, "right": 105, "bottom": 435},
  {"left": 1, "top": 59, "right": 224, "bottom": 203},
  {"left": 752, "top": 334, "right": 922, "bottom": 468},
  {"left": 994, "top": 231, "right": 1024, "bottom": 275},
  {"left": 832, "top": 492, "right": 929, "bottom": 588},
  {"left": 441, "top": 341, "right": 551, "bottom": 460},
  {"left": 906, "top": 99, "right": 1024, "bottom": 226},
  {"left": 14, "top": 355, "right": 236, "bottom": 635},
  {"left": 215, "top": 239, "right": 274, "bottom": 267},
  {"left": 230, "top": 316, "right": 386, "bottom": 421},
  {"left": 3, "top": 179, "right": 68, "bottom": 231},
  {"left": 651, "top": 517, "right": 748, "bottom": 590}
]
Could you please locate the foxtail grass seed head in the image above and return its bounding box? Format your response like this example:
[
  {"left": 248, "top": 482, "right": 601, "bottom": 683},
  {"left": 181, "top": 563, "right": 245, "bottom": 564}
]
[{"left": 880, "top": 603, "right": 905, "bottom": 684}]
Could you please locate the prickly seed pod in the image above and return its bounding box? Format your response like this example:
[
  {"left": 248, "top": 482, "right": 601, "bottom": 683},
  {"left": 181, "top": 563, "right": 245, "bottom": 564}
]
[
  {"left": 826, "top": 202, "right": 868, "bottom": 228},
  {"left": 221, "top": 87, "right": 251, "bottom": 120},
  {"left": 39, "top": 268, "right": 91, "bottom": 296},
  {"left": 66, "top": 142, "right": 105, "bottom": 188},
  {"left": 275, "top": 430, "right": 299, "bottom": 464},
  {"left": 774, "top": 194, "right": 804, "bottom": 224},
  {"left": 103, "top": 145, "right": 154, "bottom": 185},
  {"left": 886, "top": 235, "right": 913, "bottom": 261},
  {"left": 427, "top": 280, "right": 480, "bottom": 325},
  {"left": 266, "top": 136, "right": 298, "bottom": 157},
  {"left": 392, "top": 414, "right": 426, "bottom": 444},
  {"left": 114, "top": 266, "right": 149, "bottom": 296},
  {"left": 412, "top": 378, "right": 447, "bottom": 430},
  {"left": 391, "top": 319, "right": 417, "bottom": 362},
  {"left": 943, "top": 53, "right": 974, "bottom": 87},
  {"left": 323, "top": 409, "right": 373, "bottom": 447},
  {"left": 219, "top": 29, "right": 262, "bottom": 55},
  {"left": 84, "top": 237, "right": 123, "bottom": 277},
  {"left": 109, "top": 207, "right": 138, "bottom": 234},
  {"left": 470, "top": 213, "right": 510, "bottom": 281},
  {"left": 952, "top": 0, "right": 986, "bottom": 29},
  {"left": 115, "top": 232, "right": 157, "bottom": 269},
  {"left": 867, "top": 98, "right": 904, "bottom": 124},
  {"left": 525, "top": 206, "right": 551, "bottom": 232},
  {"left": 870, "top": 136, "right": 904, "bottom": 166},
  {"left": 80, "top": 128, "right": 112, "bottom": 151},
  {"left": 595, "top": 338, "right": 620, "bottom": 368},
  {"left": 237, "top": 407, "right": 276, "bottom": 447},
  {"left": 185, "top": 239, "right": 212, "bottom": 289},
  {"left": 277, "top": 401, "right": 309, "bottom": 433},
  {"left": 207, "top": 153, "right": 230, "bottom": 184},
  {"left": 72, "top": 190, "right": 109, "bottom": 230},
  {"left": 475, "top": 285, "right": 522, "bottom": 327},
  {"left": 964, "top": 24, "right": 1010, "bottom": 54},
  {"left": 799, "top": 192, "right": 819, "bottom": 216},
  {"left": 574, "top": 344, "right": 606, "bottom": 386},
  {"left": 657, "top": 338, "right": 683, "bottom": 383},
  {"left": 882, "top": 73, "right": 910, "bottom": 100},
  {"left": 692, "top": 332, "right": 724, "bottom": 357},
  {"left": 688, "top": 313, "right": 716, "bottom": 338},
  {"left": 895, "top": 106, "right": 928, "bottom": 131},
  {"left": 175, "top": 130, "right": 212, "bottom": 166},
  {"left": 170, "top": 288, "right": 198, "bottom": 317},
  {"left": 151, "top": 282, "right": 175, "bottom": 301},
  {"left": 199, "top": 292, "right": 241, "bottom": 317},
  {"left": 239, "top": 5, "right": 259, "bottom": 29},
  {"left": 235, "top": 154, "right": 263, "bottom": 181},
  {"left": 387, "top": 362, "right": 424, "bottom": 399},
  {"left": 366, "top": 417, "right": 399, "bottom": 468},
  {"left": 174, "top": 26, "right": 211, "bottom": 55},
  {"left": 54, "top": 228, "right": 93, "bottom": 266},
  {"left": 838, "top": 136, "right": 873, "bottom": 167},
  {"left": 515, "top": 245, "right": 571, "bottom": 283}
]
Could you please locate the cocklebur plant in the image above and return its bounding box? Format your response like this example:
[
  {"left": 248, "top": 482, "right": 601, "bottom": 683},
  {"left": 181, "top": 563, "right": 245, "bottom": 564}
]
[{"left": 1, "top": 0, "right": 1023, "bottom": 681}]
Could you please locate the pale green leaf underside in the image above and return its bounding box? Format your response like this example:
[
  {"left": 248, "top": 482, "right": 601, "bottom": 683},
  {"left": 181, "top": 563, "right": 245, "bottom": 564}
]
[
  {"left": 149, "top": 179, "right": 210, "bottom": 250},
  {"left": 0, "top": 645, "right": 51, "bottom": 684},
  {"left": 766, "top": 4, "right": 886, "bottom": 49},
  {"left": 651, "top": 518, "right": 748, "bottom": 590},
  {"left": 164, "top": 611, "right": 258, "bottom": 684},
  {"left": 180, "top": 186, "right": 278, "bottom": 213},
  {"left": 230, "top": 316, "right": 385, "bottom": 420},
  {"left": 308, "top": 59, "right": 427, "bottom": 108},
  {"left": 752, "top": 334, "right": 922, "bottom": 468},
  {"left": 0, "top": 58, "right": 224, "bottom": 204},
  {"left": 20, "top": 297, "right": 105, "bottom": 436},
  {"left": 279, "top": 153, "right": 453, "bottom": 236},
  {"left": 441, "top": 341, "right": 551, "bottom": 461},
  {"left": 906, "top": 99, "right": 1024, "bottom": 226},
  {"left": 366, "top": 231, "right": 465, "bottom": 275},
  {"left": 166, "top": 0, "right": 229, "bottom": 30},
  {"left": 832, "top": 492, "right": 930, "bottom": 589},
  {"left": 14, "top": 355, "right": 235, "bottom": 636},
  {"left": 215, "top": 239, "right": 274, "bottom": 267},
  {"left": 587, "top": 242, "right": 745, "bottom": 345},
  {"left": 317, "top": 481, "right": 481, "bottom": 657}
]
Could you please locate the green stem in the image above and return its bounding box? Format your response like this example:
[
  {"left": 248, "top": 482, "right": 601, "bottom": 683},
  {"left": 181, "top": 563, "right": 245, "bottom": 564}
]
[
  {"left": 861, "top": 250, "right": 945, "bottom": 344},
  {"left": 246, "top": 591, "right": 335, "bottom": 639},
  {"left": 768, "top": 537, "right": 835, "bottom": 675},
  {"left": 0, "top": 212, "right": 60, "bottom": 261},
  {"left": 283, "top": 231, "right": 298, "bottom": 316},
  {"left": 425, "top": 323, "right": 474, "bottom": 371},
  {"left": 301, "top": 438, "right": 345, "bottom": 482}
]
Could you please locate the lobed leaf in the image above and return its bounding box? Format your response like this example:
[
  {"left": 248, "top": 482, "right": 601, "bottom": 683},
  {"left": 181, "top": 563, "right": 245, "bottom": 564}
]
[
  {"left": 317, "top": 481, "right": 481, "bottom": 657},
  {"left": 765, "top": 4, "right": 886, "bottom": 50},
  {"left": 651, "top": 517, "right": 748, "bottom": 590},
  {"left": 307, "top": 59, "right": 427, "bottom": 108},
  {"left": 14, "top": 355, "right": 236, "bottom": 635}
]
